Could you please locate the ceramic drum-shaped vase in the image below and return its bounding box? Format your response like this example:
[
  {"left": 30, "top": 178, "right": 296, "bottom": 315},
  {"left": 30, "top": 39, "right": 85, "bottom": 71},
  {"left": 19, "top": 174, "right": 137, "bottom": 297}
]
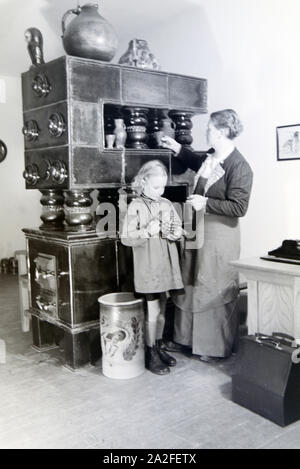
[{"left": 98, "top": 292, "right": 145, "bottom": 379}]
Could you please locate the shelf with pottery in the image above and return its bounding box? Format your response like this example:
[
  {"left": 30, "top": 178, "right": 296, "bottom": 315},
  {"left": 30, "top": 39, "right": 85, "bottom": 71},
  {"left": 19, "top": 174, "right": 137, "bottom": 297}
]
[
  {"left": 103, "top": 104, "right": 194, "bottom": 150},
  {"left": 21, "top": 54, "right": 207, "bottom": 233}
]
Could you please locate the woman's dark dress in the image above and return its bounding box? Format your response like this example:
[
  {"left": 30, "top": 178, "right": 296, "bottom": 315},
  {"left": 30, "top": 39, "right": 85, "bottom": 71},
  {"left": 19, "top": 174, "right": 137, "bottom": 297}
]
[{"left": 172, "top": 146, "right": 253, "bottom": 357}]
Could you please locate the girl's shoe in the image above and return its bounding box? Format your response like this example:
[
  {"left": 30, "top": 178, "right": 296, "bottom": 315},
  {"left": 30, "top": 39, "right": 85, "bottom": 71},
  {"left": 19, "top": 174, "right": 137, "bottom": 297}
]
[
  {"left": 145, "top": 345, "right": 170, "bottom": 375},
  {"left": 156, "top": 339, "right": 177, "bottom": 366}
]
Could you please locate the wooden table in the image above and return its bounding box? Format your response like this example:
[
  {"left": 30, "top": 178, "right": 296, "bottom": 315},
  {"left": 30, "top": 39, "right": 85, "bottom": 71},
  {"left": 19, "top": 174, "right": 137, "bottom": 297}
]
[{"left": 231, "top": 257, "right": 300, "bottom": 343}]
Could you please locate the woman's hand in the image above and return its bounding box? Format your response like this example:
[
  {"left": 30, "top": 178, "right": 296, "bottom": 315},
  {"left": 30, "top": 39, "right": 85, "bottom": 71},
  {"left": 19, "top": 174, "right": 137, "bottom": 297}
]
[
  {"left": 160, "top": 136, "right": 182, "bottom": 155},
  {"left": 186, "top": 194, "right": 208, "bottom": 212}
]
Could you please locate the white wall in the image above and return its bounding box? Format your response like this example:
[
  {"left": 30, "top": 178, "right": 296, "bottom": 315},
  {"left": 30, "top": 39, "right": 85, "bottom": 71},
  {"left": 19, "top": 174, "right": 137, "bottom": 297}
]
[
  {"left": 146, "top": 0, "right": 300, "bottom": 257},
  {"left": 0, "top": 1, "right": 128, "bottom": 259},
  {"left": 0, "top": 0, "right": 299, "bottom": 259},
  {"left": 0, "top": 76, "right": 40, "bottom": 259}
]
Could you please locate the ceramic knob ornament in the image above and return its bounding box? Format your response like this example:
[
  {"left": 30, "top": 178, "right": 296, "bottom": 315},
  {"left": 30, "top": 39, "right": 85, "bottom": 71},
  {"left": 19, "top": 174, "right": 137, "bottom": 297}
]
[
  {"left": 119, "top": 39, "right": 159, "bottom": 70},
  {"left": 0, "top": 140, "right": 7, "bottom": 163},
  {"left": 24, "top": 28, "right": 45, "bottom": 69},
  {"left": 61, "top": 3, "right": 118, "bottom": 62}
]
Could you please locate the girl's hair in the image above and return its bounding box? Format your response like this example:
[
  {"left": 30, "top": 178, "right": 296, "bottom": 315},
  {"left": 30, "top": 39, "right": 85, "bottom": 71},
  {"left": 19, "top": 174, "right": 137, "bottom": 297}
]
[
  {"left": 210, "top": 109, "right": 243, "bottom": 139},
  {"left": 132, "top": 160, "right": 168, "bottom": 195}
]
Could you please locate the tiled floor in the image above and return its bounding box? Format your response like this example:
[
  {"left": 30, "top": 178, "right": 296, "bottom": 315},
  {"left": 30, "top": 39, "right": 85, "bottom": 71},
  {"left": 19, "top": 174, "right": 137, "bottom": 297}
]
[{"left": 1, "top": 274, "right": 300, "bottom": 449}]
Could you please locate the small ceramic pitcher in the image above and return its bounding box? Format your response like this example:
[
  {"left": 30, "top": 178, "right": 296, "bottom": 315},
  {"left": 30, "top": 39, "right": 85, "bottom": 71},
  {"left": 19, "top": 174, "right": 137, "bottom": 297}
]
[
  {"left": 160, "top": 118, "right": 175, "bottom": 139},
  {"left": 114, "top": 119, "right": 127, "bottom": 149}
]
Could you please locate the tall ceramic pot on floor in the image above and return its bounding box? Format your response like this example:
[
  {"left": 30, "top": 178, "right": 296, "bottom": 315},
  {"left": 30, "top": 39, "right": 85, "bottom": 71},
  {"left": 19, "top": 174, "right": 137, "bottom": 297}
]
[
  {"left": 61, "top": 3, "right": 118, "bottom": 61},
  {"left": 114, "top": 118, "right": 127, "bottom": 149},
  {"left": 98, "top": 292, "right": 145, "bottom": 379}
]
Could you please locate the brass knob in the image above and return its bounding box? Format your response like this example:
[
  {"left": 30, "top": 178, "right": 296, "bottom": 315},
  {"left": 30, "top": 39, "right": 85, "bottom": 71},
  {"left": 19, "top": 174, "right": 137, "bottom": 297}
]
[
  {"left": 32, "top": 73, "right": 52, "bottom": 97},
  {"left": 0, "top": 140, "right": 7, "bottom": 163},
  {"left": 34, "top": 266, "right": 55, "bottom": 281},
  {"left": 36, "top": 295, "right": 56, "bottom": 314},
  {"left": 51, "top": 160, "right": 68, "bottom": 184},
  {"left": 42, "top": 159, "right": 52, "bottom": 181},
  {"left": 42, "top": 270, "right": 55, "bottom": 279},
  {"left": 48, "top": 113, "right": 66, "bottom": 137},
  {"left": 22, "top": 120, "right": 39, "bottom": 141},
  {"left": 58, "top": 271, "right": 69, "bottom": 277},
  {"left": 23, "top": 164, "right": 40, "bottom": 186}
]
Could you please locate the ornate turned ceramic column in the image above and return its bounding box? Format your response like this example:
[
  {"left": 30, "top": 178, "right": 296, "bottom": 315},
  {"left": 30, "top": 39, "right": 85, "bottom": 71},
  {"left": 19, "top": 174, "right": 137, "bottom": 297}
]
[
  {"left": 39, "top": 189, "right": 65, "bottom": 231},
  {"left": 64, "top": 190, "right": 94, "bottom": 231},
  {"left": 148, "top": 109, "right": 161, "bottom": 149},
  {"left": 97, "top": 188, "right": 120, "bottom": 209},
  {"left": 169, "top": 110, "right": 194, "bottom": 146},
  {"left": 96, "top": 187, "right": 137, "bottom": 238},
  {"left": 123, "top": 107, "right": 149, "bottom": 149},
  {"left": 96, "top": 188, "right": 119, "bottom": 237}
]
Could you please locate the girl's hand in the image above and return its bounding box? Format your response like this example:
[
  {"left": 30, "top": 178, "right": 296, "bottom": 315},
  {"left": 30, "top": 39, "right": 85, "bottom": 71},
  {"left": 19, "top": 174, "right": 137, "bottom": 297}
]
[
  {"left": 160, "top": 136, "right": 182, "bottom": 155},
  {"left": 186, "top": 194, "right": 207, "bottom": 212},
  {"left": 161, "top": 221, "right": 183, "bottom": 241},
  {"left": 146, "top": 219, "right": 161, "bottom": 237},
  {"left": 168, "top": 226, "right": 183, "bottom": 241}
]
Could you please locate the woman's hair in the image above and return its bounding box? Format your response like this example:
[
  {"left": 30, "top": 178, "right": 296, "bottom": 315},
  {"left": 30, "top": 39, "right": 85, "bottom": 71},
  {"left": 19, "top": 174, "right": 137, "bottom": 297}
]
[
  {"left": 132, "top": 160, "right": 168, "bottom": 195},
  {"left": 210, "top": 109, "right": 243, "bottom": 139}
]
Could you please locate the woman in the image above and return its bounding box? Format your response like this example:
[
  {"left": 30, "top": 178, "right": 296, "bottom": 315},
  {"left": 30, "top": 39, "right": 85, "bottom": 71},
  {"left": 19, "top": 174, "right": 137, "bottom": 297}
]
[{"left": 161, "top": 109, "right": 253, "bottom": 362}]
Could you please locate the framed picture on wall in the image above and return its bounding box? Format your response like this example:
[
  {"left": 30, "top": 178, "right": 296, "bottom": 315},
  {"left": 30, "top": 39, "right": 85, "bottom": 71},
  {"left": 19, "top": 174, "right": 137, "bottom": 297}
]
[{"left": 277, "top": 124, "right": 300, "bottom": 161}]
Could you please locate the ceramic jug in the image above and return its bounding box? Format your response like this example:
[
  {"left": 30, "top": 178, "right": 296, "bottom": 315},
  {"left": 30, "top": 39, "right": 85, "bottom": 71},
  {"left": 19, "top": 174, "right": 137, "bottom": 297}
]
[
  {"left": 114, "top": 119, "right": 127, "bottom": 149},
  {"left": 61, "top": 3, "right": 118, "bottom": 62},
  {"left": 154, "top": 117, "right": 175, "bottom": 148},
  {"left": 160, "top": 117, "right": 175, "bottom": 139}
]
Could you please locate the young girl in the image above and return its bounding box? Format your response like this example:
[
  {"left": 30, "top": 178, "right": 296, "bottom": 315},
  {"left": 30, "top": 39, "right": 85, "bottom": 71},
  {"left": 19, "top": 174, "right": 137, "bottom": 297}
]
[{"left": 121, "top": 160, "right": 184, "bottom": 375}]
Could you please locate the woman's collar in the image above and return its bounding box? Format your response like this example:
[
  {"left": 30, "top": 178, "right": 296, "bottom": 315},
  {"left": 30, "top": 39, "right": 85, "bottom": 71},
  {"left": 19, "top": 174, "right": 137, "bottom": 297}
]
[
  {"left": 141, "top": 192, "right": 160, "bottom": 202},
  {"left": 217, "top": 147, "right": 236, "bottom": 166}
]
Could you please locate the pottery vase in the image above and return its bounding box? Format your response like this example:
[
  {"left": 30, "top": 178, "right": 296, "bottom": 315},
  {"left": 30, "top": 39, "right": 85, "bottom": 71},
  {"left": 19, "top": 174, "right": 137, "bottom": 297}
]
[
  {"left": 105, "top": 134, "right": 116, "bottom": 149},
  {"left": 118, "top": 38, "right": 159, "bottom": 70},
  {"left": 98, "top": 292, "right": 145, "bottom": 379},
  {"left": 160, "top": 117, "right": 175, "bottom": 139},
  {"left": 153, "top": 130, "right": 165, "bottom": 148},
  {"left": 114, "top": 119, "right": 127, "bottom": 149},
  {"left": 61, "top": 3, "right": 118, "bottom": 62}
]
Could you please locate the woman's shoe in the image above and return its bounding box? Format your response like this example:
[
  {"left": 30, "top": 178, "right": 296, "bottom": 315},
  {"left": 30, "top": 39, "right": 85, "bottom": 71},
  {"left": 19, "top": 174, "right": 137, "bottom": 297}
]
[
  {"left": 156, "top": 340, "right": 177, "bottom": 366},
  {"left": 160, "top": 340, "right": 187, "bottom": 353},
  {"left": 145, "top": 345, "right": 170, "bottom": 375},
  {"left": 198, "top": 355, "right": 221, "bottom": 363}
]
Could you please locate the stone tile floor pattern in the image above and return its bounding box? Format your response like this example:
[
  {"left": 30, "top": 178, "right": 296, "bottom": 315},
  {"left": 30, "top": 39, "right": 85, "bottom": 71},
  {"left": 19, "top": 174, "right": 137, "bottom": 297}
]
[{"left": 1, "top": 274, "right": 300, "bottom": 449}]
